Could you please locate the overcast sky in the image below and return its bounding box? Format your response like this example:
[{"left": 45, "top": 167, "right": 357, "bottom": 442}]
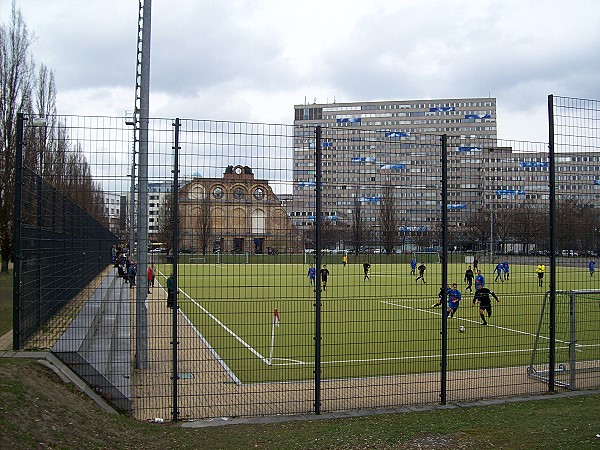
[{"left": 9, "top": 0, "right": 600, "bottom": 143}]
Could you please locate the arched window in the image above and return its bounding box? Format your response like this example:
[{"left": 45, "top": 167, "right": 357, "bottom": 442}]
[{"left": 252, "top": 209, "right": 266, "bottom": 234}]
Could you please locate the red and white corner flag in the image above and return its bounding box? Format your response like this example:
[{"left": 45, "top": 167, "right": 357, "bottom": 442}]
[{"left": 269, "top": 308, "right": 280, "bottom": 365}]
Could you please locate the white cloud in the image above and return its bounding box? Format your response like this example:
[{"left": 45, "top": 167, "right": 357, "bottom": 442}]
[{"left": 9, "top": 0, "right": 600, "bottom": 142}]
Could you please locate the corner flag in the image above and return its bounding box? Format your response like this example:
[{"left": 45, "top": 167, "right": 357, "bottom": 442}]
[{"left": 269, "top": 309, "right": 280, "bottom": 365}]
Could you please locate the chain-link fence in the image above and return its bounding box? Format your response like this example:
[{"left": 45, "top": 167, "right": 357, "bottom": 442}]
[{"left": 12, "top": 95, "right": 600, "bottom": 420}]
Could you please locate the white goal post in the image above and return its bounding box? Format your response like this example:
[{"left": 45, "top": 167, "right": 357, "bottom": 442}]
[
  {"left": 411, "top": 251, "right": 441, "bottom": 264},
  {"left": 527, "top": 289, "right": 600, "bottom": 389}
]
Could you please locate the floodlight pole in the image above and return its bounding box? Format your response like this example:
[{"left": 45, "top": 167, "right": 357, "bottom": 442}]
[{"left": 135, "top": 0, "right": 152, "bottom": 370}]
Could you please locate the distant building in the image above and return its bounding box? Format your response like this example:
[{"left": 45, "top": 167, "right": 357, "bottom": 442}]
[
  {"left": 178, "top": 165, "right": 300, "bottom": 254},
  {"left": 290, "top": 97, "right": 599, "bottom": 252}
]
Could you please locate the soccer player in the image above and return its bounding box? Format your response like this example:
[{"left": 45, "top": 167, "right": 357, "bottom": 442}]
[
  {"left": 447, "top": 283, "right": 462, "bottom": 318},
  {"left": 494, "top": 262, "right": 504, "bottom": 282},
  {"left": 502, "top": 260, "right": 510, "bottom": 280},
  {"left": 410, "top": 258, "right": 417, "bottom": 276},
  {"left": 475, "top": 269, "right": 485, "bottom": 288},
  {"left": 320, "top": 264, "right": 330, "bottom": 290},
  {"left": 415, "top": 262, "right": 427, "bottom": 283},
  {"left": 588, "top": 260, "right": 595, "bottom": 277},
  {"left": 431, "top": 284, "right": 450, "bottom": 308},
  {"left": 472, "top": 283, "right": 500, "bottom": 325},
  {"left": 464, "top": 265, "right": 474, "bottom": 292},
  {"left": 307, "top": 264, "right": 316, "bottom": 285},
  {"left": 342, "top": 254, "right": 348, "bottom": 267},
  {"left": 536, "top": 264, "right": 545, "bottom": 287},
  {"left": 363, "top": 261, "right": 371, "bottom": 281}
]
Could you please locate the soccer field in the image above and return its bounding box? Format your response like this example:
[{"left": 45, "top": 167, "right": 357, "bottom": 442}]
[{"left": 154, "top": 260, "right": 600, "bottom": 384}]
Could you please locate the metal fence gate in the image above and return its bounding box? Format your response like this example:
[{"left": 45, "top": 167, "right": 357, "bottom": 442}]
[{"left": 12, "top": 95, "right": 600, "bottom": 420}]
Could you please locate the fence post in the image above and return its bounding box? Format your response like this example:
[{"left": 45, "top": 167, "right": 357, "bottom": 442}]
[
  {"left": 440, "top": 134, "right": 449, "bottom": 404},
  {"left": 171, "top": 117, "right": 181, "bottom": 421},
  {"left": 547, "top": 94, "right": 556, "bottom": 392},
  {"left": 12, "top": 113, "right": 25, "bottom": 350},
  {"left": 314, "top": 125, "right": 323, "bottom": 414}
]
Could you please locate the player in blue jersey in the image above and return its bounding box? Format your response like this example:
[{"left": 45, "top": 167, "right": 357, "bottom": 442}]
[
  {"left": 502, "top": 260, "right": 510, "bottom": 280},
  {"left": 494, "top": 262, "right": 504, "bottom": 282},
  {"left": 410, "top": 258, "right": 417, "bottom": 276},
  {"left": 475, "top": 269, "right": 485, "bottom": 288},
  {"left": 446, "top": 283, "right": 462, "bottom": 318},
  {"left": 307, "top": 264, "right": 316, "bottom": 285}
]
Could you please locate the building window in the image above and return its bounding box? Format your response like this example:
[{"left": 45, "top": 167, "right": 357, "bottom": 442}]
[
  {"left": 253, "top": 187, "right": 265, "bottom": 200},
  {"left": 233, "top": 187, "right": 246, "bottom": 199},
  {"left": 213, "top": 186, "right": 224, "bottom": 199}
]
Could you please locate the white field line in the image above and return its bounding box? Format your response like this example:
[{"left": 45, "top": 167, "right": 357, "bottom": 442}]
[
  {"left": 381, "top": 300, "right": 574, "bottom": 346},
  {"left": 177, "top": 287, "right": 271, "bottom": 365},
  {"left": 179, "top": 311, "right": 241, "bottom": 385}
]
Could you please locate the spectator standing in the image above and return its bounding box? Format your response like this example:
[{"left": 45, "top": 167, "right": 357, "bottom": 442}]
[{"left": 167, "top": 273, "right": 176, "bottom": 308}]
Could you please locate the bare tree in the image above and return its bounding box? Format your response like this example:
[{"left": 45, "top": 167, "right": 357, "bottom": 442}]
[
  {"left": 0, "top": 1, "right": 34, "bottom": 272},
  {"left": 350, "top": 195, "right": 367, "bottom": 253},
  {"left": 379, "top": 182, "right": 397, "bottom": 254},
  {"left": 197, "top": 195, "right": 212, "bottom": 254},
  {"left": 157, "top": 191, "right": 175, "bottom": 254}
]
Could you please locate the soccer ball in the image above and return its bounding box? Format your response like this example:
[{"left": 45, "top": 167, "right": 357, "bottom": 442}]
[{"left": 459, "top": 326, "right": 466, "bottom": 333}]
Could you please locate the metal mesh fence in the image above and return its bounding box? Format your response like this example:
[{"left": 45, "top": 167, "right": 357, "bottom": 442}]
[{"left": 12, "top": 95, "right": 600, "bottom": 420}]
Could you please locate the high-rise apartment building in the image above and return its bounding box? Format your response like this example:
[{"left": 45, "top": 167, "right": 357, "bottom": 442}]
[{"left": 290, "top": 97, "right": 599, "bottom": 252}]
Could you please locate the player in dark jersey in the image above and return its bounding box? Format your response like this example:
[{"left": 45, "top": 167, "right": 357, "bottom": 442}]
[
  {"left": 363, "top": 262, "right": 371, "bottom": 281},
  {"left": 464, "top": 265, "right": 474, "bottom": 292},
  {"left": 320, "top": 264, "right": 330, "bottom": 290},
  {"left": 415, "top": 263, "right": 426, "bottom": 283},
  {"left": 472, "top": 284, "right": 500, "bottom": 325}
]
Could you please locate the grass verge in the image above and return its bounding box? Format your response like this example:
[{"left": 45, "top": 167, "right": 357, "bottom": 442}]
[{"left": 0, "top": 358, "right": 598, "bottom": 449}]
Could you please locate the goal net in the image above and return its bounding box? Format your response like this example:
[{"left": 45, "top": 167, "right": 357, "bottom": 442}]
[
  {"left": 527, "top": 289, "right": 600, "bottom": 389},
  {"left": 411, "top": 251, "right": 441, "bottom": 264}
]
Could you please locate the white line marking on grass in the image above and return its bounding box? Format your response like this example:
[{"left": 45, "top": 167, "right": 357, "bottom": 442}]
[
  {"left": 179, "top": 311, "right": 241, "bottom": 385},
  {"left": 178, "top": 288, "right": 272, "bottom": 366},
  {"left": 268, "top": 358, "right": 306, "bottom": 366},
  {"left": 381, "top": 300, "right": 573, "bottom": 345}
]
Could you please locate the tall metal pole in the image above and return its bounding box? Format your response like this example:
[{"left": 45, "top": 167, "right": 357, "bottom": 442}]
[
  {"left": 547, "top": 94, "right": 556, "bottom": 392},
  {"left": 135, "top": 0, "right": 152, "bottom": 370},
  {"left": 440, "top": 134, "right": 448, "bottom": 405},
  {"left": 314, "top": 126, "right": 323, "bottom": 415},
  {"left": 171, "top": 118, "right": 181, "bottom": 421}
]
